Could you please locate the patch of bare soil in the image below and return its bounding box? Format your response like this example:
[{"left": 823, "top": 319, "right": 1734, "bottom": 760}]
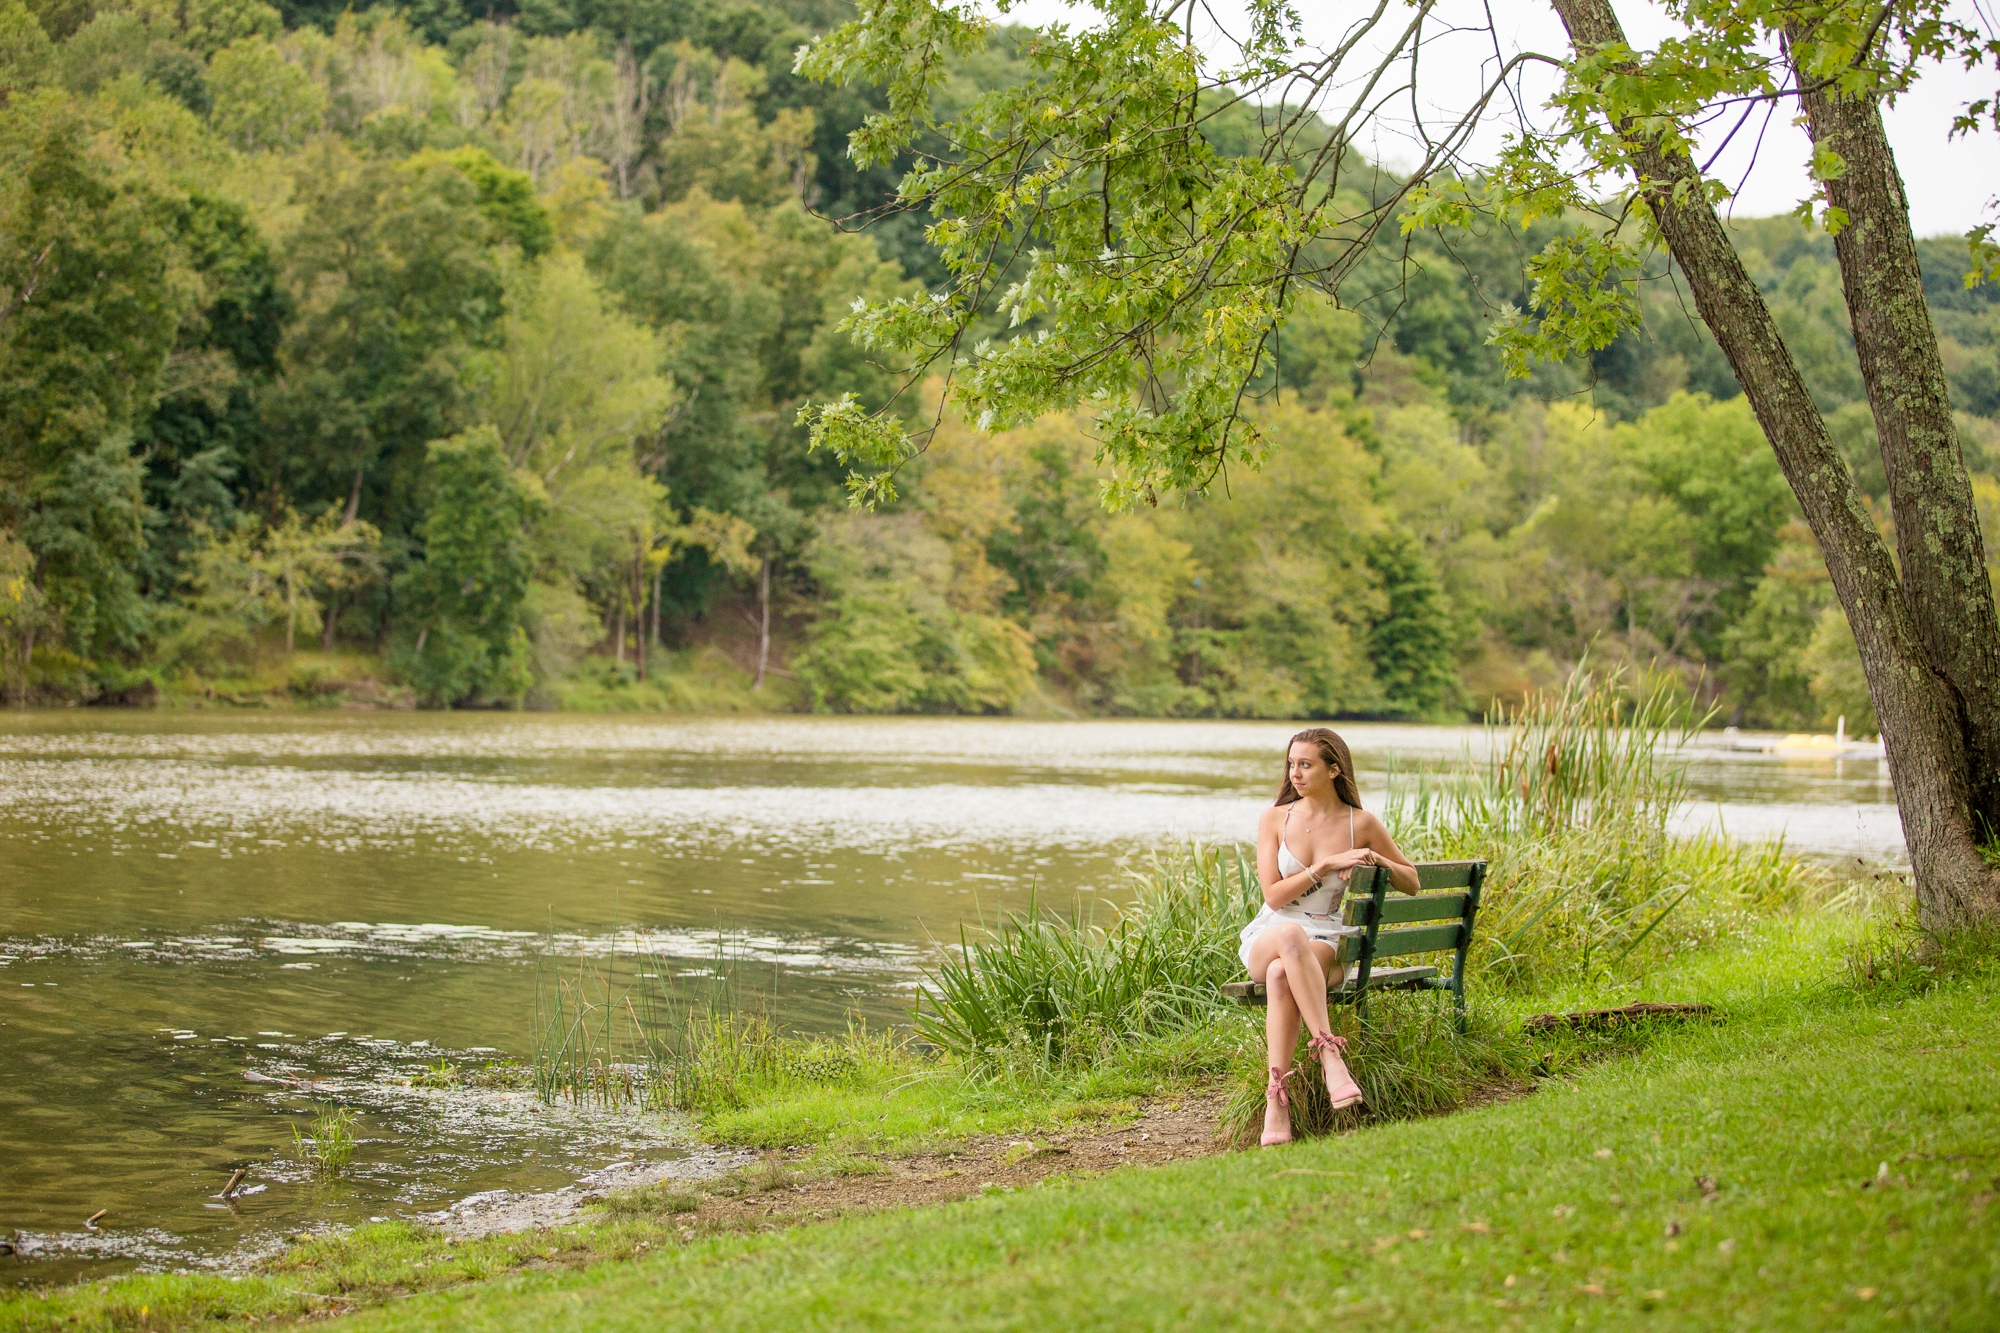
[
  {"left": 631, "top": 1091, "right": 1236, "bottom": 1236},
  {"left": 419, "top": 1149, "right": 756, "bottom": 1240}
]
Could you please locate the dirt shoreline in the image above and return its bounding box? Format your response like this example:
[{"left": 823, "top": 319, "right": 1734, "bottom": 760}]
[
  {"left": 671, "top": 1091, "right": 1236, "bottom": 1233},
  {"left": 423, "top": 1091, "right": 1236, "bottom": 1246},
  {"left": 421, "top": 1076, "right": 1543, "bottom": 1244},
  {"left": 415, "top": 1146, "right": 757, "bottom": 1240}
]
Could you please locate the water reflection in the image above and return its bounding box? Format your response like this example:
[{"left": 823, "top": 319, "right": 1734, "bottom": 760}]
[{"left": 0, "top": 713, "right": 1901, "bottom": 1283}]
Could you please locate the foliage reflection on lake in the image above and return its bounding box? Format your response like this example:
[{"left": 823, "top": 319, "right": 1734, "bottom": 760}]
[{"left": 0, "top": 713, "right": 1897, "bottom": 1283}]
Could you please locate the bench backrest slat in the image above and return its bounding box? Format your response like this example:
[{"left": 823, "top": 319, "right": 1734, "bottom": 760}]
[
  {"left": 1354, "top": 920, "right": 1464, "bottom": 960},
  {"left": 1414, "top": 861, "right": 1483, "bottom": 890},
  {"left": 1342, "top": 890, "right": 1468, "bottom": 927}
]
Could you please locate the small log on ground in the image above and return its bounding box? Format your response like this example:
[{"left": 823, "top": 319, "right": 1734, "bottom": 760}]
[{"left": 1523, "top": 1002, "right": 1714, "bottom": 1033}]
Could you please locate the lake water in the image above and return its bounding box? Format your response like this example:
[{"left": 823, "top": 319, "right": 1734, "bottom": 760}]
[{"left": 0, "top": 713, "right": 1899, "bottom": 1284}]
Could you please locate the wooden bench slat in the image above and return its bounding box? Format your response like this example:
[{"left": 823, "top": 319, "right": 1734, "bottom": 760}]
[
  {"left": 1350, "top": 861, "right": 1482, "bottom": 892},
  {"left": 1342, "top": 890, "right": 1468, "bottom": 927},
  {"left": 1344, "top": 860, "right": 1488, "bottom": 892},
  {"left": 1331, "top": 930, "right": 1458, "bottom": 963},
  {"left": 1414, "top": 861, "right": 1484, "bottom": 890},
  {"left": 1366, "top": 921, "right": 1465, "bottom": 959},
  {"left": 1221, "top": 965, "right": 1440, "bottom": 1006}
]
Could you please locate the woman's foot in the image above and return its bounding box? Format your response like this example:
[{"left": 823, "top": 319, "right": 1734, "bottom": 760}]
[
  {"left": 1260, "top": 1066, "right": 1294, "bottom": 1146},
  {"left": 1308, "top": 1031, "right": 1365, "bottom": 1111}
]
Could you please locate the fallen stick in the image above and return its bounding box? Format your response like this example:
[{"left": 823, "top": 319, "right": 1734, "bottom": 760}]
[
  {"left": 215, "top": 1169, "right": 249, "bottom": 1200},
  {"left": 1523, "top": 1002, "right": 1714, "bottom": 1033},
  {"left": 84, "top": 1210, "right": 107, "bottom": 1231}
]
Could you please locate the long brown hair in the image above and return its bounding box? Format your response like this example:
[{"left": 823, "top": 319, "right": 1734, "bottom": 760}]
[{"left": 1274, "top": 727, "right": 1362, "bottom": 809}]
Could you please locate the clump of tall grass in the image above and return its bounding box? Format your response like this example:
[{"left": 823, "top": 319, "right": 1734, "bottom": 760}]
[
  {"left": 529, "top": 925, "right": 909, "bottom": 1115},
  {"left": 914, "top": 845, "right": 1263, "bottom": 1068},
  {"left": 1846, "top": 913, "right": 2000, "bottom": 998},
  {"left": 531, "top": 930, "right": 676, "bottom": 1108},
  {"left": 660, "top": 1009, "right": 909, "bottom": 1115},
  {"left": 1386, "top": 662, "right": 1698, "bottom": 861},
  {"left": 1388, "top": 664, "right": 1831, "bottom": 990},
  {"left": 292, "top": 1105, "right": 357, "bottom": 1180}
]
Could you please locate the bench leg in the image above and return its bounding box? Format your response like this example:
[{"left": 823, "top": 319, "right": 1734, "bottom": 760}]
[{"left": 1452, "top": 864, "right": 1483, "bottom": 1038}]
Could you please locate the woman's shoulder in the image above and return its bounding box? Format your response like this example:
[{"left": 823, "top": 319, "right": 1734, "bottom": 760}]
[
  {"left": 1354, "top": 807, "right": 1391, "bottom": 837},
  {"left": 1256, "top": 803, "right": 1285, "bottom": 831}
]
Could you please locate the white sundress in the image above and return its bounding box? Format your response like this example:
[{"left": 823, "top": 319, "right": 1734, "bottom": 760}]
[{"left": 1237, "top": 804, "right": 1368, "bottom": 973}]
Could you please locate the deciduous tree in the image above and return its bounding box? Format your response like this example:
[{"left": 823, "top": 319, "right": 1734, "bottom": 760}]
[{"left": 794, "top": 0, "right": 2000, "bottom": 926}]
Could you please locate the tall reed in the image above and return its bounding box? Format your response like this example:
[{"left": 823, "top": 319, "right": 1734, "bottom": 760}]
[
  {"left": 292, "top": 1105, "right": 357, "bottom": 1179},
  {"left": 530, "top": 927, "right": 680, "bottom": 1108},
  {"left": 1391, "top": 661, "right": 1699, "bottom": 848}
]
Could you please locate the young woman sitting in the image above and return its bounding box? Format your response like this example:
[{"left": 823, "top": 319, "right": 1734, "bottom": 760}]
[{"left": 1241, "top": 727, "right": 1419, "bottom": 1147}]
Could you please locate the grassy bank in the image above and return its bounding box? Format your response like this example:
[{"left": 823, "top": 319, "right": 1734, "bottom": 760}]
[
  {"left": 540, "top": 647, "right": 795, "bottom": 714},
  {"left": 15, "top": 644, "right": 786, "bottom": 713},
  {"left": 341, "top": 929, "right": 2000, "bottom": 1332},
  {"left": 9, "top": 916, "right": 1993, "bottom": 1331}
]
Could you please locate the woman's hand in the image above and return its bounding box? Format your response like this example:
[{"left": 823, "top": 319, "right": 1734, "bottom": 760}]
[{"left": 1313, "top": 847, "right": 1377, "bottom": 881}]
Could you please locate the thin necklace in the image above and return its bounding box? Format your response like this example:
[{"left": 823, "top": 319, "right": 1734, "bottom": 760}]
[{"left": 1290, "top": 795, "right": 1350, "bottom": 841}]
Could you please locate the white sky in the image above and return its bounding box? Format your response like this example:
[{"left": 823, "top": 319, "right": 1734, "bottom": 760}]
[{"left": 994, "top": 0, "right": 1998, "bottom": 238}]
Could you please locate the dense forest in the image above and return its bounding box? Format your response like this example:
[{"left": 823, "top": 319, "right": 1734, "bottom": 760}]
[{"left": 2, "top": 0, "right": 1997, "bottom": 725}]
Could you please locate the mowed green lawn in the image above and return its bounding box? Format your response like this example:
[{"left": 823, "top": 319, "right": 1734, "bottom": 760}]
[{"left": 333, "top": 973, "right": 1999, "bottom": 1332}]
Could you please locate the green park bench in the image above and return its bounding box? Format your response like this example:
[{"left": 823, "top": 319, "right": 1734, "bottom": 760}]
[{"left": 1220, "top": 860, "right": 1488, "bottom": 1030}]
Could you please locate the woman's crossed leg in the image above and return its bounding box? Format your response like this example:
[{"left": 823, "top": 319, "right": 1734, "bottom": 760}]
[{"left": 1245, "top": 922, "right": 1364, "bottom": 1146}]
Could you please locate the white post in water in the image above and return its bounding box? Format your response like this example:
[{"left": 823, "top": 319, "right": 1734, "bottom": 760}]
[{"left": 1836, "top": 716, "right": 1846, "bottom": 749}]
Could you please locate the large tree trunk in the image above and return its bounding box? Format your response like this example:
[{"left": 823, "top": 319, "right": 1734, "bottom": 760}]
[
  {"left": 1552, "top": 0, "right": 2000, "bottom": 929},
  {"left": 1787, "top": 61, "right": 2000, "bottom": 837}
]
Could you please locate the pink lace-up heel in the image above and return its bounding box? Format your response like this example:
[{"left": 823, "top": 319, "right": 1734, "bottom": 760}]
[
  {"left": 1308, "top": 1031, "right": 1365, "bottom": 1111},
  {"left": 1260, "top": 1065, "right": 1295, "bottom": 1147}
]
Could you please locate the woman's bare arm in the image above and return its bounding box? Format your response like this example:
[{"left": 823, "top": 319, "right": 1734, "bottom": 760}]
[{"left": 1351, "top": 812, "right": 1420, "bottom": 895}]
